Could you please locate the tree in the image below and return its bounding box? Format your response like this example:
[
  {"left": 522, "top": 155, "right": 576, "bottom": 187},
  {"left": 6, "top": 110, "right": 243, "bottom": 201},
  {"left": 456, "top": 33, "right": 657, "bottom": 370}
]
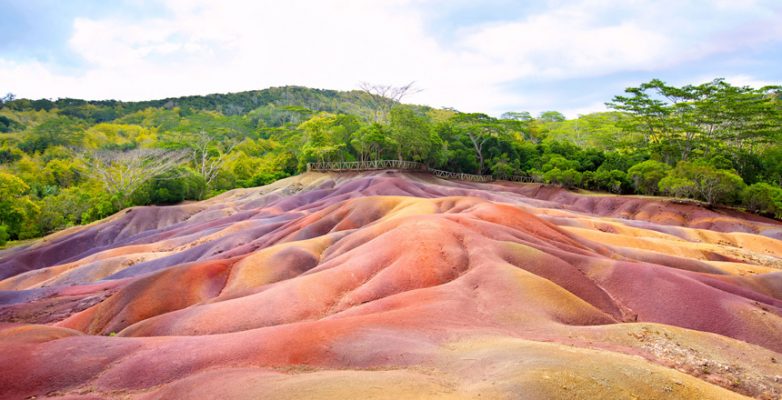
[
  {"left": 690, "top": 167, "right": 745, "bottom": 206},
  {"left": 44, "top": 158, "right": 84, "bottom": 188},
  {"left": 351, "top": 123, "right": 389, "bottom": 162},
  {"left": 589, "top": 169, "right": 628, "bottom": 193},
  {"left": 538, "top": 111, "right": 566, "bottom": 123},
  {"left": 541, "top": 153, "right": 580, "bottom": 172},
  {"left": 489, "top": 153, "right": 519, "bottom": 178},
  {"left": 83, "top": 148, "right": 189, "bottom": 209},
  {"left": 388, "top": 105, "right": 434, "bottom": 162},
  {"left": 359, "top": 82, "right": 421, "bottom": 123},
  {"left": 36, "top": 185, "right": 100, "bottom": 234},
  {"left": 19, "top": 116, "right": 85, "bottom": 153},
  {"left": 544, "top": 112, "right": 636, "bottom": 150},
  {"left": 297, "top": 112, "right": 357, "bottom": 169},
  {"left": 189, "top": 131, "right": 237, "bottom": 198},
  {"left": 0, "top": 93, "right": 15, "bottom": 107},
  {"left": 0, "top": 147, "right": 23, "bottom": 164},
  {"left": 627, "top": 160, "right": 671, "bottom": 195},
  {"left": 659, "top": 162, "right": 745, "bottom": 205},
  {"left": 544, "top": 168, "right": 582, "bottom": 188},
  {"left": 0, "top": 114, "right": 23, "bottom": 132},
  {"left": 608, "top": 78, "right": 782, "bottom": 165},
  {"left": 134, "top": 167, "right": 206, "bottom": 205},
  {"left": 452, "top": 113, "right": 507, "bottom": 174},
  {"left": 761, "top": 146, "right": 782, "bottom": 186},
  {"left": 500, "top": 111, "right": 533, "bottom": 121},
  {"left": 741, "top": 183, "right": 782, "bottom": 217},
  {"left": 0, "top": 172, "right": 40, "bottom": 242},
  {"left": 658, "top": 175, "right": 696, "bottom": 199},
  {"left": 607, "top": 79, "right": 699, "bottom": 163}
]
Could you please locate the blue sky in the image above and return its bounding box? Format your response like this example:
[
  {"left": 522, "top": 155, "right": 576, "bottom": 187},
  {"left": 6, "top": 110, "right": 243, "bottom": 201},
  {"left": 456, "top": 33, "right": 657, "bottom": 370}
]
[{"left": 1, "top": 0, "right": 781, "bottom": 117}]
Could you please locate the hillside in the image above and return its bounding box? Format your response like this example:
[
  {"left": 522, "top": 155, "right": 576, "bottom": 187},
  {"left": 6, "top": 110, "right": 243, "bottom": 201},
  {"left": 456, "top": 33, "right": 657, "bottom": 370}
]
[
  {"left": 1, "top": 85, "right": 392, "bottom": 123},
  {"left": 1, "top": 79, "right": 780, "bottom": 248},
  {"left": 1, "top": 171, "right": 781, "bottom": 399}
]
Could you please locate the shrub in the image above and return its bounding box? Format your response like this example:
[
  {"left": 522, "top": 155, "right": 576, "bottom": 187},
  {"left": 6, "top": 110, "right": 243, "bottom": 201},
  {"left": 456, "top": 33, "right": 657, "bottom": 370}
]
[
  {"left": 0, "top": 224, "right": 9, "bottom": 246},
  {"left": 0, "top": 172, "right": 40, "bottom": 240},
  {"left": 592, "top": 169, "right": 628, "bottom": 193},
  {"left": 658, "top": 176, "right": 696, "bottom": 199},
  {"left": 252, "top": 171, "right": 290, "bottom": 186},
  {"left": 150, "top": 168, "right": 206, "bottom": 204},
  {"left": 659, "top": 162, "right": 745, "bottom": 205},
  {"left": 742, "top": 183, "right": 782, "bottom": 217},
  {"left": 542, "top": 154, "right": 580, "bottom": 171},
  {"left": 628, "top": 160, "right": 671, "bottom": 195},
  {"left": 545, "top": 168, "right": 582, "bottom": 188}
]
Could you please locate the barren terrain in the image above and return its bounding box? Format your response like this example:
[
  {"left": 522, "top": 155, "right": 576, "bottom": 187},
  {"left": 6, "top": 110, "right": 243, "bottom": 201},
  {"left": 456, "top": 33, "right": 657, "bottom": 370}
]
[{"left": 1, "top": 171, "right": 781, "bottom": 399}]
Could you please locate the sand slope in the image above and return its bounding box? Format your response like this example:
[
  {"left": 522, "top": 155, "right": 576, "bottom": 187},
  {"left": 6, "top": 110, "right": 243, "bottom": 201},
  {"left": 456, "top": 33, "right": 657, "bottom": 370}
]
[{"left": 1, "top": 171, "right": 780, "bottom": 399}]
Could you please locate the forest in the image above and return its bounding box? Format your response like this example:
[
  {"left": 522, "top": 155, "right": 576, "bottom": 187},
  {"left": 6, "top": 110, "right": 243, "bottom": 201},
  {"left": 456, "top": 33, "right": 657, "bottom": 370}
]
[{"left": 0, "top": 79, "right": 781, "bottom": 245}]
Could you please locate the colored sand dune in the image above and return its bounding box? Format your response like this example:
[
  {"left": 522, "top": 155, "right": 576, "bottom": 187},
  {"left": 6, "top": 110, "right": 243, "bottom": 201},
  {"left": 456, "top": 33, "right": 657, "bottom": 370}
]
[{"left": 1, "top": 171, "right": 781, "bottom": 399}]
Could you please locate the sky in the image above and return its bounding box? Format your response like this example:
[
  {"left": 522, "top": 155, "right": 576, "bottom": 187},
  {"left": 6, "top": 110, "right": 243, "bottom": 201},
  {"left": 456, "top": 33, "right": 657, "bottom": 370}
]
[{"left": 1, "top": 0, "right": 781, "bottom": 118}]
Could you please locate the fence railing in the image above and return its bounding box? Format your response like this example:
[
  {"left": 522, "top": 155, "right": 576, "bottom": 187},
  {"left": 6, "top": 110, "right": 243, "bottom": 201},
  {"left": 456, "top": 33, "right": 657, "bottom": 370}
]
[
  {"left": 498, "top": 175, "right": 539, "bottom": 183},
  {"left": 307, "top": 160, "right": 426, "bottom": 172},
  {"left": 306, "top": 160, "right": 540, "bottom": 184},
  {"left": 429, "top": 168, "right": 495, "bottom": 183}
]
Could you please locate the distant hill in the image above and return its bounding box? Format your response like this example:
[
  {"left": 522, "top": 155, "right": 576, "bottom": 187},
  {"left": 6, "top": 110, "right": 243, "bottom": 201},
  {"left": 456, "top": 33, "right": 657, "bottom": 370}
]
[{"left": 1, "top": 85, "right": 425, "bottom": 124}]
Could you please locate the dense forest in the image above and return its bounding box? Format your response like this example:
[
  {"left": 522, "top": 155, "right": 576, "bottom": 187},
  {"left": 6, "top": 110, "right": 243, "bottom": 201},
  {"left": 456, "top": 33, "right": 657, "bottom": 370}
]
[{"left": 1, "top": 79, "right": 781, "bottom": 245}]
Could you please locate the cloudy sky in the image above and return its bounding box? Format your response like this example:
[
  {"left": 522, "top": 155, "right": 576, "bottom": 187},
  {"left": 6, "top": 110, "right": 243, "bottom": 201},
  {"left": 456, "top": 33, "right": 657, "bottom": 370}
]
[{"left": 1, "top": 0, "right": 781, "bottom": 117}]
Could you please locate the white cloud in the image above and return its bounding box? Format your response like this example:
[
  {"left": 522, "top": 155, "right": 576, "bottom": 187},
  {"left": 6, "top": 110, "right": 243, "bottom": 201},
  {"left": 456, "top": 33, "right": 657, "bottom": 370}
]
[
  {"left": 560, "top": 102, "right": 610, "bottom": 119},
  {"left": 685, "top": 74, "right": 778, "bottom": 89},
  {"left": 457, "top": 10, "right": 670, "bottom": 78},
  {"left": 1, "top": 0, "right": 780, "bottom": 116},
  {"left": 722, "top": 75, "right": 778, "bottom": 88}
]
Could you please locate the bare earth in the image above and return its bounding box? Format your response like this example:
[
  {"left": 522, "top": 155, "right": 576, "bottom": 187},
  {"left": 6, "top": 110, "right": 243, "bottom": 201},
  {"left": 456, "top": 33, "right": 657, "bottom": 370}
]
[{"left": 1, "top": 171, "right": 781, "bottom": 399}]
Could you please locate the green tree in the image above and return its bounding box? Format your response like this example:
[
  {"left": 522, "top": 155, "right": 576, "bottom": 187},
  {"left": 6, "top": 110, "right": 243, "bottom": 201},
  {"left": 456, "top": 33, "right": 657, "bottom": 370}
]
[
  {"left": 297, "top": 113, "right": 354, "bottom": 169},
  {"left": 19, "top": 116, "right": 85, "bottom": 153},
  {"left": 741, "top": 183, "right": 782, "bottom": 217},
  {"left": 0, "top": 172, "right": 40, "bottom": 241},
  {"left": 627, "top": 160, "right": 671, "bottom": 195},
  {"left": 544, "top": 168, "right": 582, "bottom": 188},
  {"left": 351, "top": 123, "right": 389, "bottom": 162},
  {"left": 659, "top": 162, "right": 745, "bottom": 205},
  {"left": 590, "top": 169, "right": 628, "bottom": 194},
  {"left": 500, "top": 111, "right": 533, "bottom": 121},
  {"left": 658, "top": 175, "right": 697, "bottom": 199},
  {"left": 761, "top": 146, "right": 782, "bottom": 186},
  {"left": 185, "top": 131, "right": 237, "bottom": 198},
  {"left": 538, "top": 111, "right": 566, "bottom": 123},
  {"left": 451, "top": 113, "right": 508, "bottom": 174},
  {"left": 609, "top": 78, "right": 782, "bottom": 165},
  {"left": 83, "top": 148, "right": 189, "bottom": 209},
  {"left": 133, "top": 167, "right": 206, "bottom": 204},
  {"left": 388, "top": 105, "right": 434, "bottom": 163}
]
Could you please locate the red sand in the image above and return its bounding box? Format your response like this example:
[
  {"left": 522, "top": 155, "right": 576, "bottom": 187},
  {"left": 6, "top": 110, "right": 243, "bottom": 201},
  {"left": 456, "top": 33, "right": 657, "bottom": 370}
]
[{"left": 0, "top": 171, "right": 780, "bottom": 399}]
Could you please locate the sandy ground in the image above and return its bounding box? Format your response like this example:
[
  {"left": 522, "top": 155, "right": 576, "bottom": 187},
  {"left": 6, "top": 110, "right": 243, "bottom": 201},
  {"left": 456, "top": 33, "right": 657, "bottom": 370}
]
[{"left": 0, "top": 171, "right": 780, "bottom": 399}]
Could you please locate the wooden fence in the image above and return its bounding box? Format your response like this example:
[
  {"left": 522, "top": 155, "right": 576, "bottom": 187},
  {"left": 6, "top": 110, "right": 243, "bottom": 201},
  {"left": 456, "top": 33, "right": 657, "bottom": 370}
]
[
  {"left": 497, "top": 175, "right": 539, "bottom": 183},
  {"left": 307, "top": 160, "right": 425, "bottom": 172},
  {"left": 306, "top": 160, "right": 539, "bottom": 184},
  {"left": 429, "top": 168, "right": 495, "bottom": 183}
]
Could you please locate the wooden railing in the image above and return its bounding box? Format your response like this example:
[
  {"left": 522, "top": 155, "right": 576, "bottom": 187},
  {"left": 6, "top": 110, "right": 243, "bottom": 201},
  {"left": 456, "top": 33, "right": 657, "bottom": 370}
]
[
  {"left": 429, "top": 168, "right": 494, "bottom": 183},
  {"left": 498, "top": 175, "right": 539, "bottom": 183},
  {"left": 306, "top": 160, "right": 540, "bottom": 184},
  {"left": 307, "top": 160, "right": 425, "bottom": 172}
]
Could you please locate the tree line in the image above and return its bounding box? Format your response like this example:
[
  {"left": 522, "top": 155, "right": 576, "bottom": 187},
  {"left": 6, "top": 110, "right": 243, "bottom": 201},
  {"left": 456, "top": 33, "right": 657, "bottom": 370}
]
[{"left": 0, "top": 79, "right": 780, "bottom": 245}]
